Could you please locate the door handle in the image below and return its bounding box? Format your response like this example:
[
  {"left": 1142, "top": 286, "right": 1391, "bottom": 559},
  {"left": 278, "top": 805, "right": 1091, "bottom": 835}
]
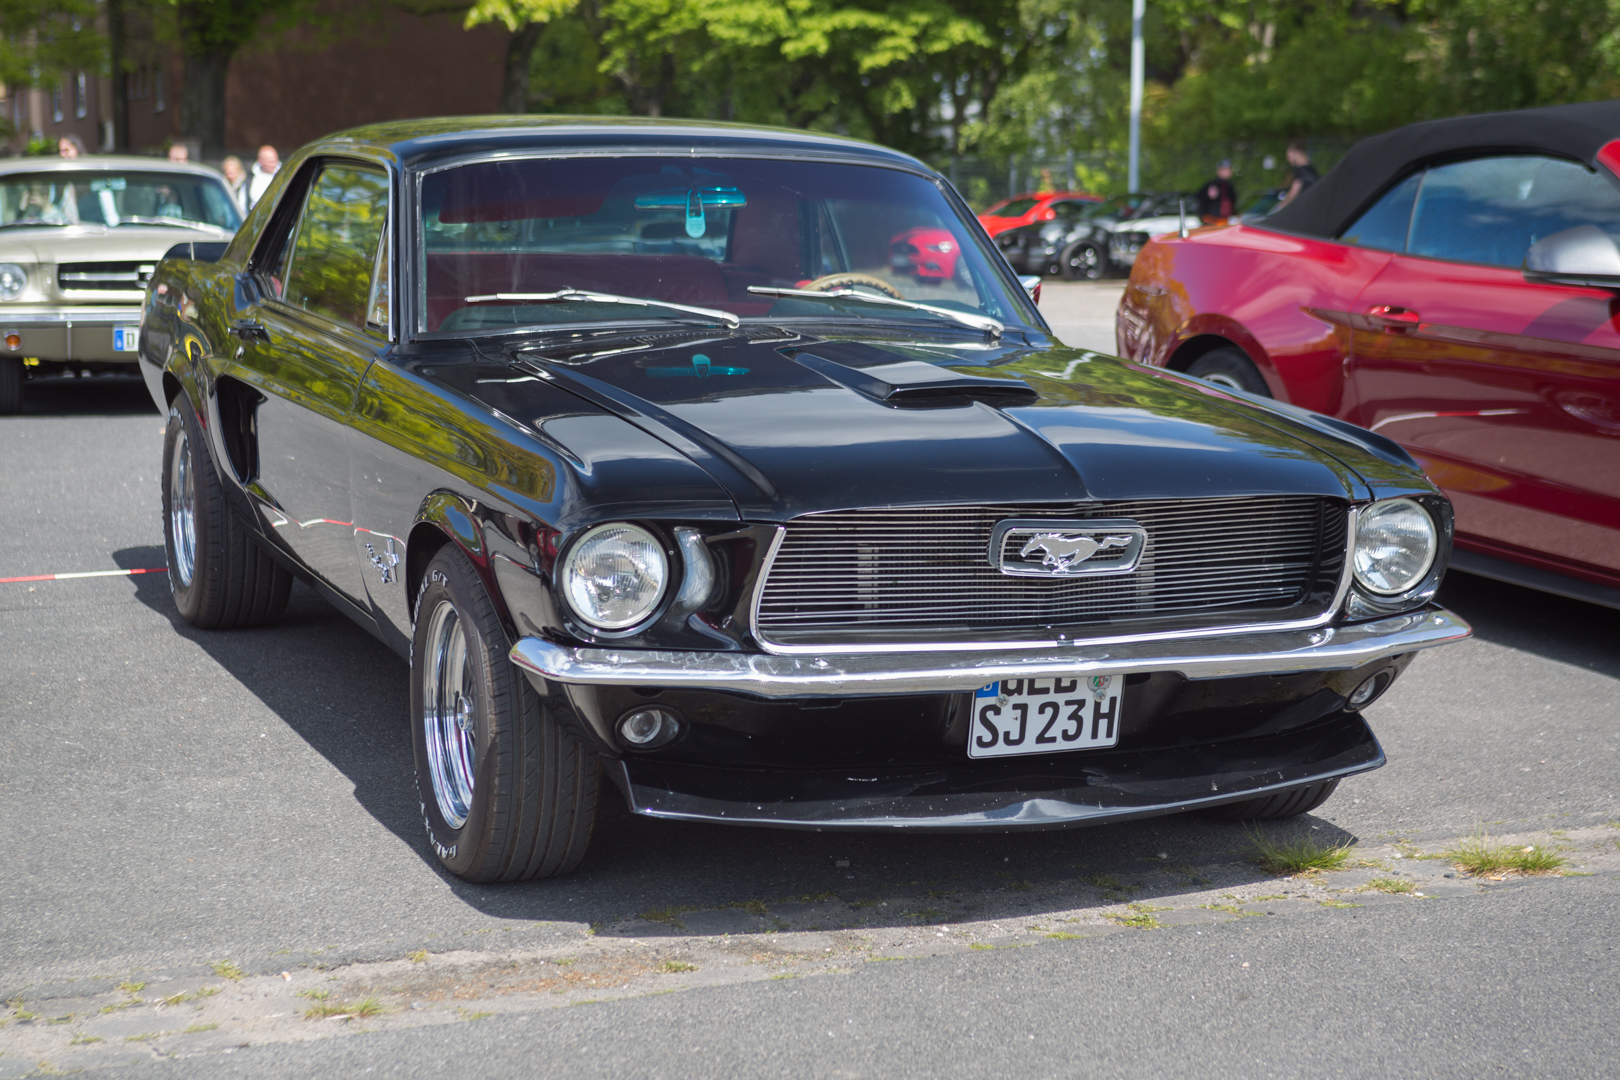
[
  {"left": 228, "top": 319, "right": 271, "bottom": 344},
  {"left": 1364, "top": 305, "right": 1421, "bottom": 334}
]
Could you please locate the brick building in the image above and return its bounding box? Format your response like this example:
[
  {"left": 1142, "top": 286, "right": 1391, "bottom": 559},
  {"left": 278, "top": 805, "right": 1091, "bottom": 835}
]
[{"left": 2, "top": 6, "right": 513, "bottom": 160}]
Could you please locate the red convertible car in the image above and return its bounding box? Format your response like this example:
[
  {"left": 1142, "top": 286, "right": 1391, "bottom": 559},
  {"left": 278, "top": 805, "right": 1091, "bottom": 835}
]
[{"left": 1119, "top": 100, "right": 1620, "bottom": 610}]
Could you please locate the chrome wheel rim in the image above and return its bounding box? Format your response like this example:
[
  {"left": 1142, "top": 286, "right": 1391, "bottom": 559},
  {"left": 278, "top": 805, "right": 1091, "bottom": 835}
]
[
  {"left": 423, "top": 599, "right": 476, "bottom": 830},
  {"left": 169, "top": 428, "right": 196, "bottom": 588},
  {"left": 1069, "top": 245, "right": 1101, "bottom": 279},
  {"left": 1199, "top": 372, "right": 1245, "bottom": 390}
]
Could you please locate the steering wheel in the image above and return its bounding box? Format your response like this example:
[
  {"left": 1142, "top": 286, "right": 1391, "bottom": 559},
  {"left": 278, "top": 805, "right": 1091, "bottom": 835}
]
[{"left": 799, "top": 272, "right": 905, "bottom": 300}]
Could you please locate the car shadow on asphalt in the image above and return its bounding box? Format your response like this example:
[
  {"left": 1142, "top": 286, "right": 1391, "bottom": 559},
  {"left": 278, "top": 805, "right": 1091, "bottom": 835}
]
[
  {"left": 15, "top": 374, "right": 160, "bottom": 417},
  {"left": 112, "top": 542, "right": 1359, "bottom": 936},
  {"left": 1438, "top": 571, "right": 1620, "bottom": 680}
]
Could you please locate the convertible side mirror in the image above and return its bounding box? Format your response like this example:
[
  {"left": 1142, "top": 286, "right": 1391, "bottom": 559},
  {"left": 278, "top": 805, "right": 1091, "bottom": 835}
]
[{"left": 1523, "top": 225, "right": 1620, "bottom": 289}]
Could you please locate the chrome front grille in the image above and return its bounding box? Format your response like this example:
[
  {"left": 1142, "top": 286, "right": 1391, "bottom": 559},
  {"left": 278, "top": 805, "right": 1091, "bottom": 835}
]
[
  {"left": 58, "top": 261, "right": 156, "bottom": 295},
  {"left": 755, "top": 495, "right": 1344, "bottom": 644}
]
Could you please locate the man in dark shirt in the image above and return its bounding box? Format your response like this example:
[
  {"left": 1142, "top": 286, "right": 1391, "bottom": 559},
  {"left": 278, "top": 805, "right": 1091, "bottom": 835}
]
[
  {"left": 1281, "top": 140, "right": 1319, "bottom": 206},
  {"left": 1199, "top": 159, "right": 1238, "bottom": 222}
]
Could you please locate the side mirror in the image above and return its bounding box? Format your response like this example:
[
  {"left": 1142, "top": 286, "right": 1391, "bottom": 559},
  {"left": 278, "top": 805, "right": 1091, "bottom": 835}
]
[
  {"left": 1018, "top": 274, "right": 1042, "bottom": 305},
  {"left": 1523, "top": 225, "right": 1620, "bottom": 289}
]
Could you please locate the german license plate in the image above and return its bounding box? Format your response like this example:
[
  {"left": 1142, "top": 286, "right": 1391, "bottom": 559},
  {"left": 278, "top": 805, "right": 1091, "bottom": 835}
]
[
  {"left": 969, "top": 675, "right": 1123, "bottom": 759},
  {"left": 113, "top": 326, "right": 139, "bottom": 352}
]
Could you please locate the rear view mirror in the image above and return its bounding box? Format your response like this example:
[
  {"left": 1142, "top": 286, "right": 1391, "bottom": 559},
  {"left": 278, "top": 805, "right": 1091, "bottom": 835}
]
[{"left": 1523, "top": 224, "right": 1620, "bottom": 289}]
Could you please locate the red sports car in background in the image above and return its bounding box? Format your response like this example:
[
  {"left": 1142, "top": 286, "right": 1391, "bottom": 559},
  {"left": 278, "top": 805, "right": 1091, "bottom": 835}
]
[
  {"left": 1118, "top": 99, "right": 1620, "bottom": 610},
  {"left": 978, "top": 191, "right": 1100, "bottom": 237},
  {"left": 889, "top": 226, "right": 962, "bottom": 279}
]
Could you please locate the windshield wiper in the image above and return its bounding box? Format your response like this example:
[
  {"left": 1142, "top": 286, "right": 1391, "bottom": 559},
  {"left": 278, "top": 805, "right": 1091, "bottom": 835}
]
[
  {"left": 746, "top": 286, "right": 1004, "bottom": 339},
  {"left": 464, "top": 289, "right": 739, "bottom": 330}
]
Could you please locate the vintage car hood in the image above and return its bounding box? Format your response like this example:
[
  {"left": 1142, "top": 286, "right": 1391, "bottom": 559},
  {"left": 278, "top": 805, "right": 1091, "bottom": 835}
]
[
  {"left": 0, "top": 223, "right": 233, "bottom": 304},
  {"left": 507, "top": 331, "right": 1374, "bottom": 520}
]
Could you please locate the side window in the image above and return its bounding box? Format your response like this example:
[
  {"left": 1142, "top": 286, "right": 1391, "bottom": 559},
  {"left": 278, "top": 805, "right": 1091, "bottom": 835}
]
[
  {"left": 1340, "top": 172, "right": 1421, "bottom": 252},
  {"left": 1405, "top": 156, "right": 1620, "bottom": 268},
  {"left": 280, "top": 163, "right": 390, "bottom": 329}
]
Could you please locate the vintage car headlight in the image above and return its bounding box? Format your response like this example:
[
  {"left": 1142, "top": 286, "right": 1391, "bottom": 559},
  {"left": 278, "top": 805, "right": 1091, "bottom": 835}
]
[
  {"left": 0, "top": 263, "right": 27, "bottom": 301},
  {"left": 1353, "top": 498, "right": 1437, "bottom": 595},
  {"left": 562, "top": 522, "right": 668, "bottom": 630}
]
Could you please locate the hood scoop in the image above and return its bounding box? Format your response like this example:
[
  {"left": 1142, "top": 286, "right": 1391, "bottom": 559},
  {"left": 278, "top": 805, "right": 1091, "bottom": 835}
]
[{"left": 789, "top": 346, "right": 1037, "bottom": 409}]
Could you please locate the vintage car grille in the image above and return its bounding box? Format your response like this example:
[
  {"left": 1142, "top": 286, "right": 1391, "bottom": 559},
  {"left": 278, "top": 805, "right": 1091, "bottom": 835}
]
[
  {"left": 755, "top": 495, "right": 1345, "bottom": 645},
  {"left": 57, "top": 261, "right": 157, "bottom": 295}
]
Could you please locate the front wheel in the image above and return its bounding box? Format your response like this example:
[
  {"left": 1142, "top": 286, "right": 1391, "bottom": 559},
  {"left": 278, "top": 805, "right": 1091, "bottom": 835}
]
[
  {"left": 1205, "top": 779, "right": 1339, "bottom": 820},
  {"left": 412, "top": 546, "right": 600, "bottom": 881},
  {"left": 1060, "top": 241, "right": 1107, "bottom": 281},
  {"left": 1186, "top": 346, "right": 1272, "bottom": 397}
]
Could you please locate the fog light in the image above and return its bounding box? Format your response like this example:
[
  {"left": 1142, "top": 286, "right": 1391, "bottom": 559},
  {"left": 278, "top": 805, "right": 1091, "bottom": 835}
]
[
  {"left": 1348, "top": 670, "right": 1393, "bottom": 709},
  {"left": 617, "top": 706, "right": 680, "bottom": 749},
  {"left": 4, "top": 331, "right": 20, "bottom": 351}
]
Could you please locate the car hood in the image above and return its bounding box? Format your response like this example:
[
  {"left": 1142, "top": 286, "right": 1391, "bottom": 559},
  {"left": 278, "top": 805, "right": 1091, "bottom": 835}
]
[
  {"left": 0, "top": 223, "right": 234, "bottom": 304},
  {"left": 487, "top": 330, "right": 1380, "bottom": 520}
]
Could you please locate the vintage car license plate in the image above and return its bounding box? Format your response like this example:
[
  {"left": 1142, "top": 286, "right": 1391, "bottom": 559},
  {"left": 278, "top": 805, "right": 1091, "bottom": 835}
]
[
  {"left": 969, "top": 675, "right": 1123, "bottom": 759},
  {"left": 113, "top": 326, "right": 139, "bottom": 352}
]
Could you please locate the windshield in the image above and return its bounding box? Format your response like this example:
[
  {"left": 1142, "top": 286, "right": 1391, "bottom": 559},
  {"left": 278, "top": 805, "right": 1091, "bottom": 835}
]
[
  {"left": 0, "top": 170, "right": 240, "bottom": 231},
  {"left": 418, "top": 156, "right": 1033, "bottom": 336}
]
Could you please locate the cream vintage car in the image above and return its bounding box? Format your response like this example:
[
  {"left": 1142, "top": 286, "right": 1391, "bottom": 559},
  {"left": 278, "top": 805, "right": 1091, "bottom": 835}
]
[{"left": 0, "top": 154, "right": 240, "bottom": 411}]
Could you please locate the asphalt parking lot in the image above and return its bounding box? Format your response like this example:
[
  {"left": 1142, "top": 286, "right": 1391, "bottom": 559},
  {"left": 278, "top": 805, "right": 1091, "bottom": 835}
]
[{"left": 2, "top": 360, "right": 1617, "bottom": 1078}]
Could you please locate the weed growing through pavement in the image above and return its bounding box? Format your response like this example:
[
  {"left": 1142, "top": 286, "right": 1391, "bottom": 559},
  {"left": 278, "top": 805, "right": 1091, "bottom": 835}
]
[
  {"left": 732, "top": 899, "right": 769, "bottom": 916},
  {"left": 1444, "top": 834, "right": 1568, "bottom": 877},
  {"left": 1200, "top": 903, "right": 1262, "bottom": 916},
  {"left": 211, "top": 960, "right": 244, "bottom": 981},
  {"left": 1248, "top": 828, "right": 1354, "bottom": 875},
  {"left": 1106, "top": 904, "right": 1164, "bottom": 929},
  {"left": 116, "top": 981, "right": 145, "bottom": 996},
  {"left": 902, "top": 908, "right": 943, "bottom": 922},
  {"left": 1046, "top": 932, "right": 1086, "bottom": 940},
  {"left": 407, "top": 951, "right": 428, "bottom": 963},
  {"left": 69, "top": 1034, "right": 102, "bottom": 1046},
  {"left": 1318, "top": 899, "right": 1361, "bottom": 908},
  {"left": 639, "top": 905, "right": 695, "bottom": 926},
  {"left": 1363, "top": 877, "right": 1416, "bottom": 894},
  {"left": 303, "top": 996, "right": 385, "bottom": 1021},
  {"left": 183, "top": 1023, "right": 218, "bottom": 1034},
  {"left": 296, "top": 989, "right": 332, "bottom": 1002},
  {"left": 658, "top": 960, "right": 698, "bottom": 973}
]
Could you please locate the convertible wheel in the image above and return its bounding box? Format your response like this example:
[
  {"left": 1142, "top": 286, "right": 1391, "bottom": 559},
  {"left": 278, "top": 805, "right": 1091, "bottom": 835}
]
[
  {"left": 0, "top": 356, "right": 20, "bottom": 413},
  {"left": 412, "top": 546, "right": 600, "bottom": 882},
  {"left": 1186, "top": 346, "right": 1272, "bottom": 397},
  {"left": 1060, "top": 241, "right": 1107, "bottom": 281},
  {"left": 162, "top": 397, "right": 292, "bottom": 629},
  {"left": 1205, "top": 779, "right": 1339, "bottom": 820}
]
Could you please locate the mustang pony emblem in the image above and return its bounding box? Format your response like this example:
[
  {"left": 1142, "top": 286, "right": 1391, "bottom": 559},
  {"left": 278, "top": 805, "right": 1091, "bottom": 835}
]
[{"left": 1019, "top": 532, "right": 1133, "bottom": 571}]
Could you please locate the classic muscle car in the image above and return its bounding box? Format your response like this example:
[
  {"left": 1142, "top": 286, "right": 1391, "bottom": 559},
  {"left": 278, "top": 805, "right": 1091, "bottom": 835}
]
[
  {"left": 1118, "top": 99, "right": 1620, "bottom": 611},
  {"left": 0, "top": 155, "right": 240, "bottom": 412},
  {"left": 140, "top": 117, "right": 1470, "bottom": 882}
]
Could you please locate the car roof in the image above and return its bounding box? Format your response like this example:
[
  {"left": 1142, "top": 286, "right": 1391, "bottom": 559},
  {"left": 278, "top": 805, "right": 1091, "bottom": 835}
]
[
  {"left": 0, "top": 155, "right": 227, "bottom": 181},
  {"left": 1264, "top": 98, "right": 1620, "bottom": 239},
  {"left": 307, "top": 115, "right": 933, "bottom": 173}
]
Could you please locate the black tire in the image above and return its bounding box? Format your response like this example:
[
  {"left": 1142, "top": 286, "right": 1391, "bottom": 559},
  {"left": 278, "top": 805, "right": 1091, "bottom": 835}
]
[
  {"left": 1205, "top": 779, "right": 1339, "bottom": 821},
  {"left": 0, "top": 356, "right": 20, "bottom": 414},
  {"left": 411, "top": 546, "right": 600, "bottom": 882},
  {"left": 1060, "top": 240, "right": 1108, "bottom": 281},
  {"left": 162, "top": 397, "right": 292, "bottom": 629},
  {"left": 1185, "top": 346, "right": 1272, "bottom": 397}
]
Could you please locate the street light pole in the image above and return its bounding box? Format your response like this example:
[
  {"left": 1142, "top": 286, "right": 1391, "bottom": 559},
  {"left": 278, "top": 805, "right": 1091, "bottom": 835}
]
[{"left": 1128, "top": 0, "right": 1144, "bottom": 193}]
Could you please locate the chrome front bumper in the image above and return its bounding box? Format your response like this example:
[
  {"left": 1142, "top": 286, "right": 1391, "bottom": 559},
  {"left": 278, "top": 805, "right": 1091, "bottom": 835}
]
[{"left": 510, "top": 607, "right": 1470, "bottom": 699}]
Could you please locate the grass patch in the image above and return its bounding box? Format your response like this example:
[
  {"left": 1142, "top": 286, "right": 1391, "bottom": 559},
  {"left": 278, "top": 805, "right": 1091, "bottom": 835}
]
[
  {"left": 183, "top": 1023, "right": 218, "bottom": 1034},
  {"left": 210, "top": 960, "right": 244, "bottom": 982},
  {"left": 1045, "top": 932, "right": 1086, "bottom": 940},
  {"left": 794, "top": 891, "right": 835, "bottom": 904},
  {"left": 902, "top": 908, "right": 943, "bottom": 922},
  {"left": 1248, "top": 828, "right": 1354, "bottom": 875},
  {"left": 296, "top": 989, "right": 332, "bottom": 1001},
  {"left": 731, "top": 899, "right": 769, "bottom": 917},
  {"left": 407, "top": 950, "right": 428, "bottom": 963},
  {"left": 125, "top": 1032, "right": 166, "bottom": 1043},
  {"left": 1199, "top": 903, "right": 1261, "bottom": 917},
  {"left": 658, "top": 960, "right": 698, "bottom": 973},
  {"left": 639, "top": 905, "right": 696, "bottom": 925},
  {"left": 849, "top": 898, "right": 879, "bottom": 909},
  {"left": 304, "top": 997, "right": 385, "bottom": 1021},
  {"left": 1083, "top": 873, "right": 1123, "bottom": 891},
  {"left": 69, "top": 1034, "right": 103, "bottom": 1046},
  {"left": 116, "top": 981, "right": 146, "bottom": 996},
  {"left": 770, "top": 973, "right": 801, "bottom": 980},
  {"left": 1444, "top": 835, "right": 1568, "bottom": 877},
  {"left": 461, "top": 1010, "right": 493, "bottom": 1021},
  {"left": 1363, "top": 877, "right": 1416, "bottom": 894},
  {"left": 1106, "top": 904, "right": 1164, "bottom": 930},
  {"left": 1318, "top": 899, "right": 1362, "bottom": 908}
]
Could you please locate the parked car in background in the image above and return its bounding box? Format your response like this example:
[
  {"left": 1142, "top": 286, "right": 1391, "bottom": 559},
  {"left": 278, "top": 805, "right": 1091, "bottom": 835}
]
[
  {"left": 997, "top": 193, "right": 1187, "bottom": 280},
  {"left": 1108, "top": 194, "right": 1196, "bottom": 270},
  {"left": 1118, "top": 99, "right": 1620, "bottom": 610},
  {"left": 977, "top": 190, "right": 1100, "bottom": 238},
  {"left": 0, "top": 155, "right": 240, "bottom": 411},
  {"left": 142, "top": 116, "right": 1467, "bottom": 882},
  {"left": 1239, "top": 187, "right": 1287, "bottom": 222}
]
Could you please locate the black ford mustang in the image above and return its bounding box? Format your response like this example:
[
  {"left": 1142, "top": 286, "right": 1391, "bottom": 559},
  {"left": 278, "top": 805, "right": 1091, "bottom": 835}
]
[{"left": 138, "top": 118, "right": 1471, "bottom": 881}]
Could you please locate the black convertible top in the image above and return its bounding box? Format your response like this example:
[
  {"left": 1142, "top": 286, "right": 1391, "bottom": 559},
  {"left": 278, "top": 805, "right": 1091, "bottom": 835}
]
[{"left": 1262, "top": 99, "right": 1620, "bottom": 239}]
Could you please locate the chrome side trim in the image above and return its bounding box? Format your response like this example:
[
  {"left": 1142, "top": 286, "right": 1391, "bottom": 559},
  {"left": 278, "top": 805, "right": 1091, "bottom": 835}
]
[
  {"left": 510, "top": 604, "right": 1469, "bottom": 699},
  {"left": 0, "top": 307, "right": 142, "bottom": 324},
  {"left": 746, "top": 505, "right": 1361, "bottom": 656}
]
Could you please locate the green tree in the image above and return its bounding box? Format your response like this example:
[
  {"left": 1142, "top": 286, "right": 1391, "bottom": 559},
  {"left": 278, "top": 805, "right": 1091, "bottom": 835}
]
[{"left": 0, "top": 0, "right": 104, "bottom": 139}]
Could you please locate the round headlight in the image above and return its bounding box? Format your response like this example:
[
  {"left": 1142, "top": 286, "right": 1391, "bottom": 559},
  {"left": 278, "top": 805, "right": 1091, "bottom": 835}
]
[
  {"left": 561, "top": 522, "right": 668, "bottom": 630},
  {"left": 1353, "top": 498, "right": 1437, "bottom": 595},
  {"left": 0, "top": 264, "right": 27, "bottom": 301}
]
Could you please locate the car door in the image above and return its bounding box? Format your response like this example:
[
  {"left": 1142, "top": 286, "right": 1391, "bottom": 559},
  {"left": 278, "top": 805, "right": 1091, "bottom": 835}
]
[
  {"left": 1346, "top": 154, "right": 1620, "bottom": 578},
  {"left": 232, "top": 159, "right": 392, "bottom": 605}
]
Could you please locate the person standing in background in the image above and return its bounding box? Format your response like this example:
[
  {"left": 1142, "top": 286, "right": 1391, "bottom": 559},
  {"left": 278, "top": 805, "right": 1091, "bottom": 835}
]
[
  {"left": 57, "top": 134, "right": 84, "bottom": 158},
  {"left": 247, "top": 145, "right": 280, "bottom": 209},
  {"left": 1280, "top": 140, "right": 1319, "bottom": 206},
  {"left": 167, "top": 143, "right": 189, "bottom": 163},
  {"left": 221, "top": 156, "right": 250, "bottom": 214},
  {"left": 1198, "top": 159, "right": 1238, "bottom": 222}
]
